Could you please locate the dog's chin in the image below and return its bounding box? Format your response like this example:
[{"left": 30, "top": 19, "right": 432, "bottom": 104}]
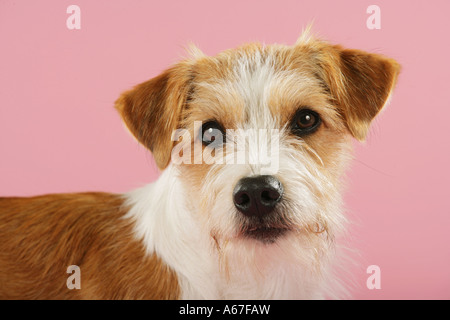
[{"left": 241, "top": 225, "right": 290, "bottom": 244}]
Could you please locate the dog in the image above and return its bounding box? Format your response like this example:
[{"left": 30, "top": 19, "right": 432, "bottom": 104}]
[{"left": 0, "top": 31, "right": 400, "bottom": 299}]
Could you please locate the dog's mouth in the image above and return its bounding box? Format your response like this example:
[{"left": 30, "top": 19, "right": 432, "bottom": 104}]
[{"left": 241, "top": 224, "right": 290, "bottom": 244}]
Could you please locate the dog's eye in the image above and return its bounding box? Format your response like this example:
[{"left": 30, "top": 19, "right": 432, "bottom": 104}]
[
  {"left": 201, "top": 121, "right": 225, "bottom": 146},
  {"left": 292, "top": 109, "right": 321, "bottom": 135}
]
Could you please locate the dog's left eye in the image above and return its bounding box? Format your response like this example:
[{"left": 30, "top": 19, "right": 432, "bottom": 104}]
[
  {"left": 292, "top": 109, "right": 321, "bottom": 135},
  {"left": 201, "top": 121, "right": 225, "bottom": 146}
]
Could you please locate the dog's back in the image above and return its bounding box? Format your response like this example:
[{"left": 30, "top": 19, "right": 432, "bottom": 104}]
[{"left": 0, "top": 193, "right": 180, "bottom": 299}]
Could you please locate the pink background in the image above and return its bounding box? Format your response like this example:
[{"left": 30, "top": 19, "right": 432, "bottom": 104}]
[{"left": 1, "top": 0, "right": 449, "bottom": 299}]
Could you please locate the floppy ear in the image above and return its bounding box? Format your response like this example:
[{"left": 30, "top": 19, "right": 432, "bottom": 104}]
[
  {"left": 115, "top": 63, "right": 192, "bottom": 169},
  {"left": 324, "top": 46, "right": 400, "bottom": 141}
]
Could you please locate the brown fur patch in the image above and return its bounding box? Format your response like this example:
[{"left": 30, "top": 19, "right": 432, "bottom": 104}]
[
  {"left": 115, "top": 62, "right": 194, "bottom": 169},
  {"left": 0, "top": 193, "right": 179, "bottom": 299},
  {"left": 312, "top": 44, "right": 401, "bottom": 140}
]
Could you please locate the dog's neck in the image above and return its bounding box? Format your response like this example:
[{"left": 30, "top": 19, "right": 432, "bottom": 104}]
[
  {"left": 124, "top": 165, "right": 332, "bottom": 299},
  {"left": 124, "top": 165, "right": 221, "bottom": 298}
]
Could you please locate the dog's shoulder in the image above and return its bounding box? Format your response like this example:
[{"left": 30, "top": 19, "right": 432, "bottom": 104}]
[{"left": 0, "top": 192, "right": 180, "bottom": 299}]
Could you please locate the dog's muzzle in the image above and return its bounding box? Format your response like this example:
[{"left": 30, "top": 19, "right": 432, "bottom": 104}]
[{"left": 233, "top": 175, "right": 287, "bottom": 243}]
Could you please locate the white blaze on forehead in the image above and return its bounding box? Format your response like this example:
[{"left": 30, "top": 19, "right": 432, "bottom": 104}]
[
  {"left": 232, "top": 50, "right": 274, "bottom": 116},
  {"left": 224, "top": 49, "right": 321, "bottom": 175},
  {"left": 230, "top": 48, "right": 322, "bottom": 129},
  {"left": 193, "top": 46, "right": 325, "bottom": 126}
]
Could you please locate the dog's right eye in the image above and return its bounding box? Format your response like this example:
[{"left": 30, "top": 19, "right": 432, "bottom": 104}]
[
  {"left": 201, "top": 121, "right": 225, "bottom": 146},
  {"left": 291, "top": 109, "right": 321, "bottom": 136}
]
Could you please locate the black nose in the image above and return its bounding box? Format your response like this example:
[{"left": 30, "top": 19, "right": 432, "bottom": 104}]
[{"left": 233, "top": 175, "right": 283, "bottom": 217}]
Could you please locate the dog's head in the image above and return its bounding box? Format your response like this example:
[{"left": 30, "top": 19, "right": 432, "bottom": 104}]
[{"left": 115, "top": 34, "right": 399, "bottom": 275}]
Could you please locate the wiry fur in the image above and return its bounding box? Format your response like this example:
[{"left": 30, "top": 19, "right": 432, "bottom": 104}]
[{"left": 0, "top": 32, "right": 400, "bottom": 299}]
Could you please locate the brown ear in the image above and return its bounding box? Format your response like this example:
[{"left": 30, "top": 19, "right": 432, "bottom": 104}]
[
  {"left": 324, "top": 46, "right": 400, "bottom": 141},
  {"left": 115, "top": 63, "right": 192, "bottom": 169}
]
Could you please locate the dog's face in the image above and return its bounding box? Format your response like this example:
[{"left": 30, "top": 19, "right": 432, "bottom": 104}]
[{"left": 116, "top": 35, "right": 399, "bottom": 275}]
